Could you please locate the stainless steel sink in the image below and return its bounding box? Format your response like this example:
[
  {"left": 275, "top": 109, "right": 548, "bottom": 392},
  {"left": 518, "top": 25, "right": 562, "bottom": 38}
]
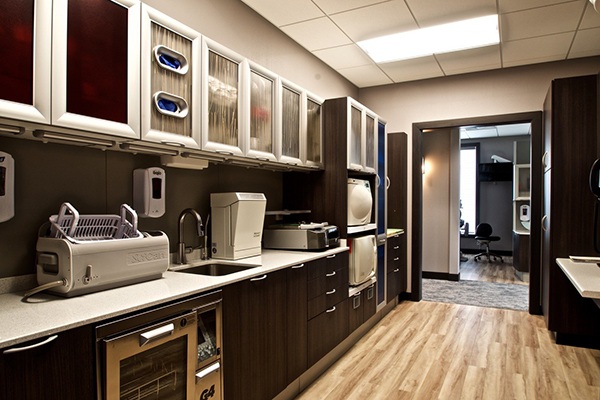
[{"left": 172, "top": 263, "right": 258, "bottom": 276}]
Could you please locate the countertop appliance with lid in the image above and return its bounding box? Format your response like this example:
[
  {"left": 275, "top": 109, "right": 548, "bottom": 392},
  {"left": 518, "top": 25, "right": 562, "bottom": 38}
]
[
  {"left": 263, "top": 222, "right": 340, "bottom": 251},
  {"left": 34, "top": 203, "right": 169, "bottom": 297},
  {"left": 210, "top": 192, "right": 266, "bottom": 260}
]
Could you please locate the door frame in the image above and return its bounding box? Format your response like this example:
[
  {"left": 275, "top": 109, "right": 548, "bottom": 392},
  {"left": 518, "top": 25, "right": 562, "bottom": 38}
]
[{"left": 411, "top": 111, "right": 543, "bottom": 315}]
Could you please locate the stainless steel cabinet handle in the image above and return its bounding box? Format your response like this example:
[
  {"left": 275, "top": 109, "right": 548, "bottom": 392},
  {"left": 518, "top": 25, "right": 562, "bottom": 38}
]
[
  {"left": 326, "top": 289, "right": 336, "bottom": 295},
  {"left": 140, "top": 323, "right": 174, "bottom": 346},
  {"left": 386, "top": 176, "right": 390, "bottom": 189},
  {"left": 326, "top": 254, "right": 336, "bottom": 259},
  {"left": 394, "top": 257, "right": 400, "bottom": 261},
  {"left": 196, "top": 362, "right": 220, "bottom": 379},
  {"left": 393, "top": 268, "right": 400, "bottom": 273},
  {"left": 3, "top": 335, "right": 58, "bottom": 354},
  {"left": 250, "top": 274, "right": 268, "bottom": 282},
  {"left": 216, "top": 150, "right": 235, "bottom": 156},
  {"left": 326, "top": 306, "right": 336, "bottom": 313},
  {"left": 394, "top": 246, "right": 400, "bottom": 250},
  {"left": 541, "top": 215, "right": 549, "bottom": 232},
  {"left": 160, "top": 140, "right": 185, "bottom": 147},
  {"left": 325, "top": 271, "right": 336, "bottom": 277},
  {"left": 291, "top": 263, "right": 305, "bottom": 269},
  {"left": 542, "top": 151, "right": 548, "bottom": 168}
]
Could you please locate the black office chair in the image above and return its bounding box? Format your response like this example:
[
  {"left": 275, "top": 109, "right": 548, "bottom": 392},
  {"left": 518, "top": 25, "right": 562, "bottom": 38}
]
[{"left": 473, "top": 223, "right": 503, "bottom": 262}]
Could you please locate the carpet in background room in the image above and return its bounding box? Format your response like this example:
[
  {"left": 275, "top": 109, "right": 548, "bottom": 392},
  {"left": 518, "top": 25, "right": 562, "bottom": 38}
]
[{"left": 422, "top": 278, "right": 528, "bottom": 311}]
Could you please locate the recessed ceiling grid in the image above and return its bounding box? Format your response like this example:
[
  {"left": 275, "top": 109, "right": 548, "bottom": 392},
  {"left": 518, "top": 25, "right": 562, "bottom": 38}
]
[{"left": 241, "top": 0, "right": 600, "bottom": 87}]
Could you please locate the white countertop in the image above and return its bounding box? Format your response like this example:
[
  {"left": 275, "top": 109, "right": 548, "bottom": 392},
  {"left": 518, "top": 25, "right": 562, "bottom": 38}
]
[
  {"left": 556, "top": 258, "right": 600, "bottom": 299},
  {"left": 0, "top": 247, "right": 348, "bottom": 350}
]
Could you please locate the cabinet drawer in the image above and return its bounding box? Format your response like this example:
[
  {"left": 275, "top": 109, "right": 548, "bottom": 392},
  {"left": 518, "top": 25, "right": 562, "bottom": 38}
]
[
  {"left": 307, "top": 266, "right": 346, "bottom": 299},
  {"left": 307, "top": 252, "right": 347, "bottom": 280},
  {"left": 307, "top": 298, "right": 349, "bottom": 367},
  {"left": 307, "top": 284, "right": 347, "bottom": 320}
]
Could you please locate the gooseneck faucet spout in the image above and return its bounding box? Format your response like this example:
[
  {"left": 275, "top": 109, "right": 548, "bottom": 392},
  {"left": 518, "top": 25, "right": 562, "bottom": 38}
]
[{"left": 177, "top": 208, "right": 204, "bottom": 264}]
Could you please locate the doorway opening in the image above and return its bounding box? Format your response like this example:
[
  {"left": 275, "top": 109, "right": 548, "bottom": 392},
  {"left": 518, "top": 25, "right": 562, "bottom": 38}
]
[{"left": 411, "top": 112, "right": 543, "bottom": 315}]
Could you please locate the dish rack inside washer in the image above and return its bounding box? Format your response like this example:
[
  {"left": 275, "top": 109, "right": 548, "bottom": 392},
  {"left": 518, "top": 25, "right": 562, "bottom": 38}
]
[{"left": 48, "top": 202, "right": 143, "bottom": 243}]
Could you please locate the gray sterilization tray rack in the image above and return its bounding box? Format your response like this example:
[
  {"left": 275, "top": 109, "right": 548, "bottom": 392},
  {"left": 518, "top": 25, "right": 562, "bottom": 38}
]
[{"left": 48, "top": 202, "right": 143, "bottom": 243}]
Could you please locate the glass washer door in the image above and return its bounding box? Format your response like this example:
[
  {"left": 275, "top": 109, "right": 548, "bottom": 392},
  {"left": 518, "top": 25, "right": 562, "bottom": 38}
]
[{"left": 104, "top": 311, "right": 197, "bottom": 400}]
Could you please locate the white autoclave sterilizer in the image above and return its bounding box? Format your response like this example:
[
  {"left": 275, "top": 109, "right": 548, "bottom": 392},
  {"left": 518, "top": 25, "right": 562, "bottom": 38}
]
[{"left": 210, "top": 192, "right": 266, "bottom": 260}]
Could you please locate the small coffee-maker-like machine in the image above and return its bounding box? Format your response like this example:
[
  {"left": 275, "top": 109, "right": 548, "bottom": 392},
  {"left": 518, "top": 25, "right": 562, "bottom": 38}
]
[{"left": 210, "top": 193, "right": 267, "bottom": 260}]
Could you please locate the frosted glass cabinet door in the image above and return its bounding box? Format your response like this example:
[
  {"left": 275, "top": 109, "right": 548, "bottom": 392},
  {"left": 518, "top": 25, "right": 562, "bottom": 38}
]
[
  {"left": 363, "top": 111, "right": 377, "bottom": 174},
  {"left": 52, "top": 0, "right": 140, "bottom": 139},
  {"left": 348, "top": 103, "right": 362, "bottom": 171},
  {"left": 278, "top": 79, "right": 303, "bottom": 166},
  {"left": 141, "top": 5, "right": 201, "bottom": 149},
  {"left": 245, "top": 62, "right": 277, "bottom": 161},
  {"left": 0, "top": 0, "right": 51, "bottom": 125},
  {"left": 305, "top": 93, "right": 323, "bottom": 168},
  {"left": 201, "top": 38, "right": 245, "bottom": 156}
]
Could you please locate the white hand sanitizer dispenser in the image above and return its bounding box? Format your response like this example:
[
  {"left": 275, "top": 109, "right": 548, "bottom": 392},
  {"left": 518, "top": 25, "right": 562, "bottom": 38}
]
[
  {"left": 133, "top": 167, "right": 166, "bottom": 218},
  {"left": 0, "top": 152, "right": 14, "bottom": 222}
]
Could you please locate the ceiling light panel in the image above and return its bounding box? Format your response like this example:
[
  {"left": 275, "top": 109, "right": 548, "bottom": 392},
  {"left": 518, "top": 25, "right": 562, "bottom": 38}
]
[{"left": 357, "top": 15, "right": 499, "bottom": 63}]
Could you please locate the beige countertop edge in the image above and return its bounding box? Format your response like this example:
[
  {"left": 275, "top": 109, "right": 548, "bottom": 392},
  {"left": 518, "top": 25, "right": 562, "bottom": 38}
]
[
  {"left": 0, "top": 247, "right": 348, "bottom": 350},
  {"left": 556, "top": 258, "right": 600, "bottom": 299}
]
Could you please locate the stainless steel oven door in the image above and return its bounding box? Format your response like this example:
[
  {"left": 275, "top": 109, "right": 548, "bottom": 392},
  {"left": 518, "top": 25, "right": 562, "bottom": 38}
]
[{"left": 103, "top": 310, "right": 197, "bottom": 400}]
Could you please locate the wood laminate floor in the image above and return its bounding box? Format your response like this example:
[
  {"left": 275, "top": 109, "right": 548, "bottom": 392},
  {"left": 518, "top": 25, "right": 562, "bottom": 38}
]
[
  {"left": 460, "top": 255, "right": 527, "bottom": 285},
  {"left": 295, "top": 300, "right": 600, "bottom": 400}
]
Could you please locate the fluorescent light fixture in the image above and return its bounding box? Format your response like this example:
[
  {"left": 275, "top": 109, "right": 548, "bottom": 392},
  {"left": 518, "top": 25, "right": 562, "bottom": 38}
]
[{"left": 358, "top": 15, "right": 499, "bottom": 63}]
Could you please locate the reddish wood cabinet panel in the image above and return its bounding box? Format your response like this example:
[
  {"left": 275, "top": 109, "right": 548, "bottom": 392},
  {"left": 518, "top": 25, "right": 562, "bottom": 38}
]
[
  {"left": 0, "top": 0, "right": 35, "bottom": 105},
  {"left": 66, "top": 0, "right": 128, "bottom": 123}
]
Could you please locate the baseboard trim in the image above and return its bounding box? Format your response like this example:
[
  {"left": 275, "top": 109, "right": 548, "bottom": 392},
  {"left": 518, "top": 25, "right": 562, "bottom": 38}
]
[{"left": 423, "top": 271, "right": 460, "bottom": 281}]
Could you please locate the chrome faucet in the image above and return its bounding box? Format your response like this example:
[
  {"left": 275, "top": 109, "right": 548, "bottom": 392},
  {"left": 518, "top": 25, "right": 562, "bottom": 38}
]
[{"left": 177, "top": 208, "right": 204, "bottom": 264}]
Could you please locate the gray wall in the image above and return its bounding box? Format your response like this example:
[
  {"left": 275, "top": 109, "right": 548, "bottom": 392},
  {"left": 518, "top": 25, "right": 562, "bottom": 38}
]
[{"left": 0, "top": 135, "right": 284, "bottom": 278}]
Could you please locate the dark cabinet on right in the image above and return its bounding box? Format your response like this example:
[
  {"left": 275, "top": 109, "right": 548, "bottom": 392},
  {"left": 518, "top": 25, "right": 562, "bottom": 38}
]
[{"left": 541, "top": 74, "right": 600, "bottom": 344}]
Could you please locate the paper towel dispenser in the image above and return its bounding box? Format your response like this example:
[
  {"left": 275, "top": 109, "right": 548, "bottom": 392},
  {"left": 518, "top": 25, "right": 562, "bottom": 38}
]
[{"left": 210, "top": 193, "right": 266, "bottom": 260}]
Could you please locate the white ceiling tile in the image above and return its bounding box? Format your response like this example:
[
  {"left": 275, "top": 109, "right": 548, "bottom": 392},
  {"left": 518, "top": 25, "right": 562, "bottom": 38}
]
[
  {"left": 241, "top": 0, "right": 324, "bottom": 27},
  {"left": 336, "top": 64, "right": 393, "bottom": 87},
  {"left": 498, "top": 0, "right": 579, "bottom": 14},
  {"left": 436, "top": 45, "right": 501, "bottom": 76},
  {"left": 379, "top": 56, "right": 444, "bottom": 83},
  {"left": 496, "top": 123, "right": 531, "bottom": 136},
  {"left": 569, "top": 27, "right": 600, "bottom": 58},
  {"left": 405, "top": 0, "right": 497, "bottom": 28},
  {"left": 280, "top": 18, "right": 352, "bottom": 51},
  {"left": 502, "top": 33, "right": 573, "bottom": 67},
  {"left": 500, "top": 2, "right": 584, "bottom": 41},
  {"left": 312, "top": 44, "right": 373, "bottom": 69},
  {"left": 580, "top": 2, "right": 600, "bottom": 29},
  {"left": 312, "top": 0, "right": 389, "bottom": 15},
  {"left": 330, "top": 1, "right": 417, "bottom": 41}
]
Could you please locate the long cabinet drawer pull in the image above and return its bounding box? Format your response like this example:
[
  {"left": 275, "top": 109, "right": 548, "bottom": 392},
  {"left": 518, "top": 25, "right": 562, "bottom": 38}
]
[
  {"left": 3, "top": 335, "right": 58, "bottom": 354},
  {"left": 326, "top": 254, "right": 336, "bottom": 259},
  {"left": 291, "top": 263, "right": 305, "bottom": 269},
  {"left": 250, "top": 274, "right": 268, "bottom": 282},
  {"left": 326, "top": 289, "right": 336, "bottom": 295},
  {"left": 326, "top": 306, "right": 336, "bottom": 313},
  {"left": 140, "top": 323, "right": 175, "bottom": 346},
  {"left": 325, "top": 271, "right": 336, "bottom": 277}
]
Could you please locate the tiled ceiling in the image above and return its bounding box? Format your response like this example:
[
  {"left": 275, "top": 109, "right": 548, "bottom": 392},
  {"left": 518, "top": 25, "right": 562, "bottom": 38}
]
[{"left": 240, "top": 0, "right": 600, "bottom": 88}]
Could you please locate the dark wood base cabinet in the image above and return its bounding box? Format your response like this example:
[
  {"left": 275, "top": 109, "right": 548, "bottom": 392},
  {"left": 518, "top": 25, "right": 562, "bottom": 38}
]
[
  {"left": 223, "top": 269, "right": 288, "bottom": 400},
  {"left": 349, "top": 284, "right": 376, "bottom": 333},
  {"left": 0, "top": 325, "right": 95, "bottom": 400}
]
